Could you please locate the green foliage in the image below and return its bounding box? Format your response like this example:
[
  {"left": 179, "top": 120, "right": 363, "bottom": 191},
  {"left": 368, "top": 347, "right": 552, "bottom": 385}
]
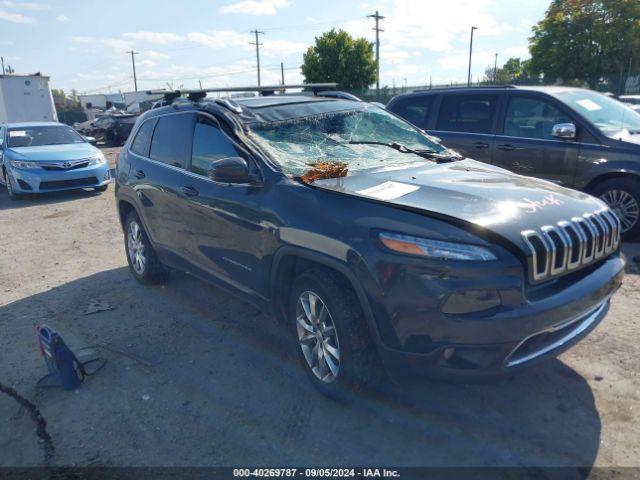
[
  {"left": 529, "top": 0, "right": 640, "bottom": 92},
  {"left": 52, "top": 88, "right": 87, "bottom": 125},
  {"left": 301, "top": 29, "right": 377, "bottom": 90},
  {"left": 485, "top": 57, "right": 538, "bottom": 84}
]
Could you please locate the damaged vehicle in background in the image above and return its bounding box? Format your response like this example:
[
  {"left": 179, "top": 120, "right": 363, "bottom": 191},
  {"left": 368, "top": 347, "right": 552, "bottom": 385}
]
[
  {"left": 74, "top": 111, "right": 138, "bottom": 147},
  {"left": 115, "top": 88, "right": 625, "bottom": 399}
]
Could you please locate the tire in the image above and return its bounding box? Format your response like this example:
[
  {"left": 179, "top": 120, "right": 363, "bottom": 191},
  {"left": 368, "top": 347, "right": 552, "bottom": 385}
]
[
  {"left": 124, "top": 211, "right": 169, "bottom": 284},
  {"left": 94, "top": 184, "right": 109, "bottom": 192},
  {"left": 288, "top": 268, "right": 382, "bottom": 401},
  {"left": 592, "top": 178, "right": 640, "bottom": 241},
  {"left": 4, "top": 170, "right": 22, "bottom": 200}
]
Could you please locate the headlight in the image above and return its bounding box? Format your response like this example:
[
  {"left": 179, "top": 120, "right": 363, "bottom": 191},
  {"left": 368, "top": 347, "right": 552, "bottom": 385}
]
[
  {"left": 379, "top": 232, "right": 497, "bottom": 261},
  {"left": 88, "top": 153, "right": 106, "bottom": 166},
  {"left": 11, "top": 160, "right": 40, "bottom": 169}
]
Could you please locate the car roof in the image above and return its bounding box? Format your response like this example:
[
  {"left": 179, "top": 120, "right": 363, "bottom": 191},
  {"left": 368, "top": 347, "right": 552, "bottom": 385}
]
[{"left": 3, "top": 121, "right": 65, "bottom": 128}]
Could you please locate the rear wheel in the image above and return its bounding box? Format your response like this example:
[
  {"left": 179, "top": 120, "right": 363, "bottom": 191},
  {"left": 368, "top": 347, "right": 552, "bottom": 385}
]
[
  {"left": 289, "top": 268, "right": 381, "bottom": 400},
  {"left": 124, "top": 211, "right": 169, "bottom": 284},
  {"left": 593, "top": 178, "right": 640, "bottom": 240}
]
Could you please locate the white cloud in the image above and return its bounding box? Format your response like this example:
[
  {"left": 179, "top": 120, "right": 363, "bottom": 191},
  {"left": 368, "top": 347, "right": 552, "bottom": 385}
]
[
  {"left": 262, "top": 39, "right": 307, "bottom": 57},
  {"left": 123, "top": 31, "right": 184, "bottom": 45},
  {"left": 437, "top": 50, "right": 496, "bottom": 70},
  {"left": 187, "top": 30, "right": 247, "bottom": 49},
  {"left": 56, "top": 14, "right": 69, "bottom": 22},
  {"left": 2, "top": 1, "right": 49, "bottom": 10},
  {"left": 0, "top": 9, "right": 36, "bottom": 23},
  {"left": 138, "top": 59, "right": 157, "bottom": 68},
  {"left": 219, "top": 0, "right": 291, "bottom": 16},
  {"left": 71, "top": 36, "right": 130, "bottom": 53},
  {"left": 142, "top": 50, "right": 170, "bottom": 60}
]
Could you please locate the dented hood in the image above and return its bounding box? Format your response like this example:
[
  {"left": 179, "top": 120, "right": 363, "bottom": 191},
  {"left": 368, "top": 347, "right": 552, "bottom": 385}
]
[{"left": 311, "top": 159, "right": 607, "bottom": 247}]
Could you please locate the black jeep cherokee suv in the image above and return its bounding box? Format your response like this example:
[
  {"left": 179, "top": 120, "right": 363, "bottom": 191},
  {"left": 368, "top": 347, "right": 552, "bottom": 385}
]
[
  {"left": 115, "top": 91, "right": 625, "bottom": 398},
  {"left": 387, "top": 86, "right": 640, "bottom": 239}
]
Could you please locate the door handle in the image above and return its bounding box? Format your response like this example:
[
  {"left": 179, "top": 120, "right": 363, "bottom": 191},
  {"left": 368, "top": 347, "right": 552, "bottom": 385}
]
[
  {"left": 134, "top": 169, "right": 145, "bottom": 179},
  {"left": 473, "top": 141, "right": 490, "bottom": 149},
  {"left": 180, "top": 185, "right": 199, "bottom": 197},
  {"left": 497, "top": 144, "right": 519, "bottom": 151}
]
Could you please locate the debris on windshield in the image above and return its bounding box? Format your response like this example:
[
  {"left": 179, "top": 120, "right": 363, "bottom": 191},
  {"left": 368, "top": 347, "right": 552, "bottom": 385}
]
[{"left": 301, "top": 161, "right": 348, "bottom": 184}]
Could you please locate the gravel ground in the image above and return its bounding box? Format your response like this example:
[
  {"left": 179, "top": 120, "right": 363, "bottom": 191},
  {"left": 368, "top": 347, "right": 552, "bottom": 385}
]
[{"left": 0, "top": 147, "right": 639, "bottom": 469}]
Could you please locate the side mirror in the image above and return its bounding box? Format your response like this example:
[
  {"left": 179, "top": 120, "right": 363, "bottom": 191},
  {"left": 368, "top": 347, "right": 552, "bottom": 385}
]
[
  {"left": 83, "top": 136, "right": 97, "bottom": 145},
  {"left": 207, "top": 156, "right": 255, "bottom": 183},
  {"left": 552, "top": 123, "right": 576, "bottom": 140}
]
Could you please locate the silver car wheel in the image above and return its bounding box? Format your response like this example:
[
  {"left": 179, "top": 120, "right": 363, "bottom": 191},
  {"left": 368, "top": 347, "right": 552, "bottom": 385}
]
[
  {"left": 127, "top": 220, "right": 146, "bottom": 275},
  {"left": 296, "top": 290, "right": 341, "bottom": 383},
  {"left": 600, "top": 189, "right": 640, "bottom": 232}
]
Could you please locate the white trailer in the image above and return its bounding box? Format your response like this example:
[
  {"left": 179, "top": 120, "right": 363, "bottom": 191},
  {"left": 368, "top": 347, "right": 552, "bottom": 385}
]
[{"left": 0, "top": 74, "right": 57, "bottom": 123}]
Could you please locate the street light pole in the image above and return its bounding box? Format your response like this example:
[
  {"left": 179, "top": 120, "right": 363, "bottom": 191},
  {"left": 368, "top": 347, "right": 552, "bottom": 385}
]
[
  {"left": 494, "top": 53, "right": 498, "bottom": 84},
  {"left": 467, "top": 26, "right": 477, "bottom": 87}
]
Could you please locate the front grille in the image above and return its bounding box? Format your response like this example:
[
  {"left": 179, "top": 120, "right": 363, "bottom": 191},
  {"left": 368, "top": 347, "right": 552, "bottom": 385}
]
[
  {"left": 41, "top": 161, "right": 89, "bottom": 171},
  {"left": 39, "top": 177, "right": 98, "bottom": 190},
  {"left": 521, "top": 208, "right": 620, "bottom": 283}
]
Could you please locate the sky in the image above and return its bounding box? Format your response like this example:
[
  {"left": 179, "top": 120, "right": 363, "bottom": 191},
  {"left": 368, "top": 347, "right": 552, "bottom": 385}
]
[{"left": 0, "top": 0, "right": 549, "bottom": 95}]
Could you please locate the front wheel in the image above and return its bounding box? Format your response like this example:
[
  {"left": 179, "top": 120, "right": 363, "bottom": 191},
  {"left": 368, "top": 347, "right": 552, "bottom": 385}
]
[
  {"left": 289, "top": 268, "right": 381, "bottom": 400},
  {"left": 124, "top": 211, "right": 169, "bottom": 284},
  {"left": 593, "top": 178, "right": 640, "bottom": 241},
  {"left": 4, "top": 170, "right": 22, "bottom": 200}
]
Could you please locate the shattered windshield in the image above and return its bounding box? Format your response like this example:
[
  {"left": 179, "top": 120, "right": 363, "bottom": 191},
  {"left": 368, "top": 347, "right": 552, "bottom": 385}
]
[{"left": 247, "top": 105, "right": 447, "bottom": 178}]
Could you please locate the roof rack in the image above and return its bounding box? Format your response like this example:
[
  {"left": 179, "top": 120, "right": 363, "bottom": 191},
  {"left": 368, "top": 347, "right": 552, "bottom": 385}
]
[
  {"left": 413, "top": 84, "right": 516, "bottom": 93},
  {"left": 146, "top": 83, "right": 338, "bottom": 103}
]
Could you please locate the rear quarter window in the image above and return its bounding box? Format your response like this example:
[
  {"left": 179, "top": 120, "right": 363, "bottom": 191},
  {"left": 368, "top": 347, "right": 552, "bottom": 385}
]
[
  {"left": 130, "top": 119, "right": 156, "bottom": 157},
  {"left": 149, "top": 113, "right": 194, "bottom": 168}
]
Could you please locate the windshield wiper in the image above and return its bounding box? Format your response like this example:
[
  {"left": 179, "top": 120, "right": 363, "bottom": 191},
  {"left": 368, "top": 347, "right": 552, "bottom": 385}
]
[{"left": 347, "top": 140, "right": 435, "bottom": 155}]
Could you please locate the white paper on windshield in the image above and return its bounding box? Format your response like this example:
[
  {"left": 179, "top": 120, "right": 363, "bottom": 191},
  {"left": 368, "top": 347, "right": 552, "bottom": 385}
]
[
  {"left": 9, "top": 130, "right": 26, "bottom": 137},
  {"left": 576, "top": 99, "right": 602, "bottom": 111},
  {"left": 356, "top": 181, "right": 419, "bottom": 201}
]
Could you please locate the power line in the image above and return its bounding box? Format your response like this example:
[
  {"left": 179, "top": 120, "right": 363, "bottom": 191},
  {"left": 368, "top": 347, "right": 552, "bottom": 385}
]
[
  {"left": 250, "top": 29, "right": 265, "bottom": 86},
  {"left": 127, "top": 50, "right": 139, "bottom": 92},
  {"left": 368, "top": 11, "right": 384, "bottom": 98}
]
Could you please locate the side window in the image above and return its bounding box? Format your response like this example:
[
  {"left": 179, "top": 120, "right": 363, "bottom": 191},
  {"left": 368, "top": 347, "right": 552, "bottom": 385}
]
[
  {"left": 389, "top": 95, "right": 433, "bottom": 129},
  {"left": 130, "top": 119, "right": 156, "bottom": 157},
  {"left": 149, "top": 113, "right": 194, "bottom": 168},
  {"left": 190, "top": 116, "right": 243, "bottom": 176},
  {"left": 504, "top": 96, "right": 573, "bottom": 140},
  {"left": 435, "top": 94, "right": 498, "bottom": 134}
]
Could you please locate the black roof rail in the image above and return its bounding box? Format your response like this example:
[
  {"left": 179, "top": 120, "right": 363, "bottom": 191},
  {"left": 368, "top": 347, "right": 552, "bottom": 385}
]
[{"left": 147, "top": 83, "right": 338, "bottom": 104}]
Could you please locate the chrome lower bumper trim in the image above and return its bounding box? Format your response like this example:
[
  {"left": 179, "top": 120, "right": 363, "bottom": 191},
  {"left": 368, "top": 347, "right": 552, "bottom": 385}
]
[{"left": 505, "top": 299, "right": 609, "bottom": 368}]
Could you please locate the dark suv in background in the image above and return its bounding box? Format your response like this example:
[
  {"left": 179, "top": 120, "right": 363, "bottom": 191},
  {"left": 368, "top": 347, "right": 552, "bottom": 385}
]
[
  {"left": 387, "top": 86, "right": 640, "bottom": 239},
  {"left": 115, "top": 89, "right": 624, "bottom": 399}
]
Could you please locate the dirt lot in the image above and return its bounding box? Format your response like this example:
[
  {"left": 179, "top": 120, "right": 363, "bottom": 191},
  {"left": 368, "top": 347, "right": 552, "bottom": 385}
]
[{"left": 1, "top": 147, "right": 639, "bottom": 469}]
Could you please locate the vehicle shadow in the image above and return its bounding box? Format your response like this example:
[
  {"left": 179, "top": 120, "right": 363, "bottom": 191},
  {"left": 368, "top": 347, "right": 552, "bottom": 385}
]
[
  {"left": 0, "top": 183, "right": 111, "bottom": 211},
  {"left": 0, "top": 267, "right": 600, "bottom": 470}
]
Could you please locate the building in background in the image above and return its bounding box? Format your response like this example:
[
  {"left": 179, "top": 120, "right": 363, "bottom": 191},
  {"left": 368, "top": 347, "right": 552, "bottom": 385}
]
[{"left": 0, "top": 73, "right": 57, "bottom": 123}]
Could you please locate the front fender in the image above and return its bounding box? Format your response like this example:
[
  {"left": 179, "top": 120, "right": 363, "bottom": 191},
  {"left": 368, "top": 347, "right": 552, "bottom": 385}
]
[{"left": 579, "top": 160, "right": 640, "bottom": 191}]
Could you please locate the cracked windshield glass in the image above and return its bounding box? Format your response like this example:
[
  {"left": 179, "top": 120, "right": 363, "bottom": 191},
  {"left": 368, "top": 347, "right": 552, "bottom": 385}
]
[{"left": 248, "top": 105, "right": 447, "bottom": 178}]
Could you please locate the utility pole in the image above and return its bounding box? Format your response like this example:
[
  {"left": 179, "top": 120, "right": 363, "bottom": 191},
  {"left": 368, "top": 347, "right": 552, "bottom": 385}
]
[
  {"left": 467, "top": 26, "right": 477, "bottom": 87},
  {"left": 494, "top": 53, "right": 498, "bottom": 84},
  {"left": 1, "top": 56, "right": 4, "bottom": 75},
  {"left": 368, "top": 11, "right": 385, "bottom": 99},
  {"left": 250, "top": 29, "right": 264, "bottom": 86},
  {"left": 127, "top": 50, "right": 139, "bottom": 92},
  {"left": 280, "top": 62, "right": 285, "bottom": 85}
]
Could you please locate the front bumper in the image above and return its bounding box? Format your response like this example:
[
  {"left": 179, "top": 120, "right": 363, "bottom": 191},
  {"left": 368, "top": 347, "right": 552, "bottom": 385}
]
[
  {"left": 8, "top": 162, "right": 111, "bottom": 193},
  {"left": 372, "top": 253, "right": 625, "bottom": 378}
]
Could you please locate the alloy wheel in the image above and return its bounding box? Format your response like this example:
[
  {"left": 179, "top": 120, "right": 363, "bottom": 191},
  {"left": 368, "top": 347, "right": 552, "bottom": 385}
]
[
  {"left": 296, "top": 291, "right": 341, "bottom": 383},
  {"left": 127, "top": 220, "right": 146, "bottom": 275},
  {"left": 600, "top": 189, "right": 640, "bottom": 233}
]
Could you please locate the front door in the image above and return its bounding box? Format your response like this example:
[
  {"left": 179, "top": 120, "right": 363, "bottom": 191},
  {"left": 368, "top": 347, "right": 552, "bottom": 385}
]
[
  {"left": 429, "top": 92, "right": 501, "bottom": 163},
  {"left": 491, "top": 94, "right": 579, "bottom": 186}
]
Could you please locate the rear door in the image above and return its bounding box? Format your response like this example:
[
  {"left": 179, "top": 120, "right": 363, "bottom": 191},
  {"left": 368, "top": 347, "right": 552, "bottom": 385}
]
[
  {"left": 129, "top": 112, "right": 195, "bottom": 262},
  {"left": 491, "top": 93, "right": 579, "bottom": 186},
  {"left": 179, "top": 113, "right": 268, "bottom": 298},
  {"left": 429, "top": 92, "right": 501, "bottom": 162}
]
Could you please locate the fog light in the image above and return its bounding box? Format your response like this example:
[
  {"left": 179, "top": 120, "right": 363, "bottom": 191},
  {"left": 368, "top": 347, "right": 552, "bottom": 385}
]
[
  {"left": 103, "top": 170, "right": 111, "bottom": 181},
  {"left": 441, "top": 289, "right": 501, "bottom": 314}
]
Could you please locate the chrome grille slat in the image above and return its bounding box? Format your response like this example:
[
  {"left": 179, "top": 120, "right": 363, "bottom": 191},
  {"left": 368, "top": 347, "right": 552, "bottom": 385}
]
[{"left": 521, "top": 209, "right": 620, "bottom": 283}]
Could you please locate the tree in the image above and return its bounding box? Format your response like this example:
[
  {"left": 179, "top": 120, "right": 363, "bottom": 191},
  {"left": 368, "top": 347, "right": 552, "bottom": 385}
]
[
  {"left": 529, "top": 0, "right": 640, "bottom": 92},
  {"left": 51, "top": 88, "right": 87, "bottom": 125},
  {"left": 483, "top": 58, "right": 538, "bottom": 84},
  {"left": 301, "top": 29, "right": 377, "bottom": 90}
]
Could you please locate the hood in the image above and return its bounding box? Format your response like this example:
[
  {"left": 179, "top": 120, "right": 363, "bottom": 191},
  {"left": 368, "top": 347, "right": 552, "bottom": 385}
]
[
  {"left": 7, "top": 143, "right": 99, "bottom": 161},
  {"left": 311, "top": 159, "right": 607, "bottom": 248}
]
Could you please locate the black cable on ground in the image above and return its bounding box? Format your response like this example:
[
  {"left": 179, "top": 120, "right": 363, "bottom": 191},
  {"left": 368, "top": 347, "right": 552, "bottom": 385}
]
[{"left": 0, "top": 381, "right": 55, "bottom": 464}]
